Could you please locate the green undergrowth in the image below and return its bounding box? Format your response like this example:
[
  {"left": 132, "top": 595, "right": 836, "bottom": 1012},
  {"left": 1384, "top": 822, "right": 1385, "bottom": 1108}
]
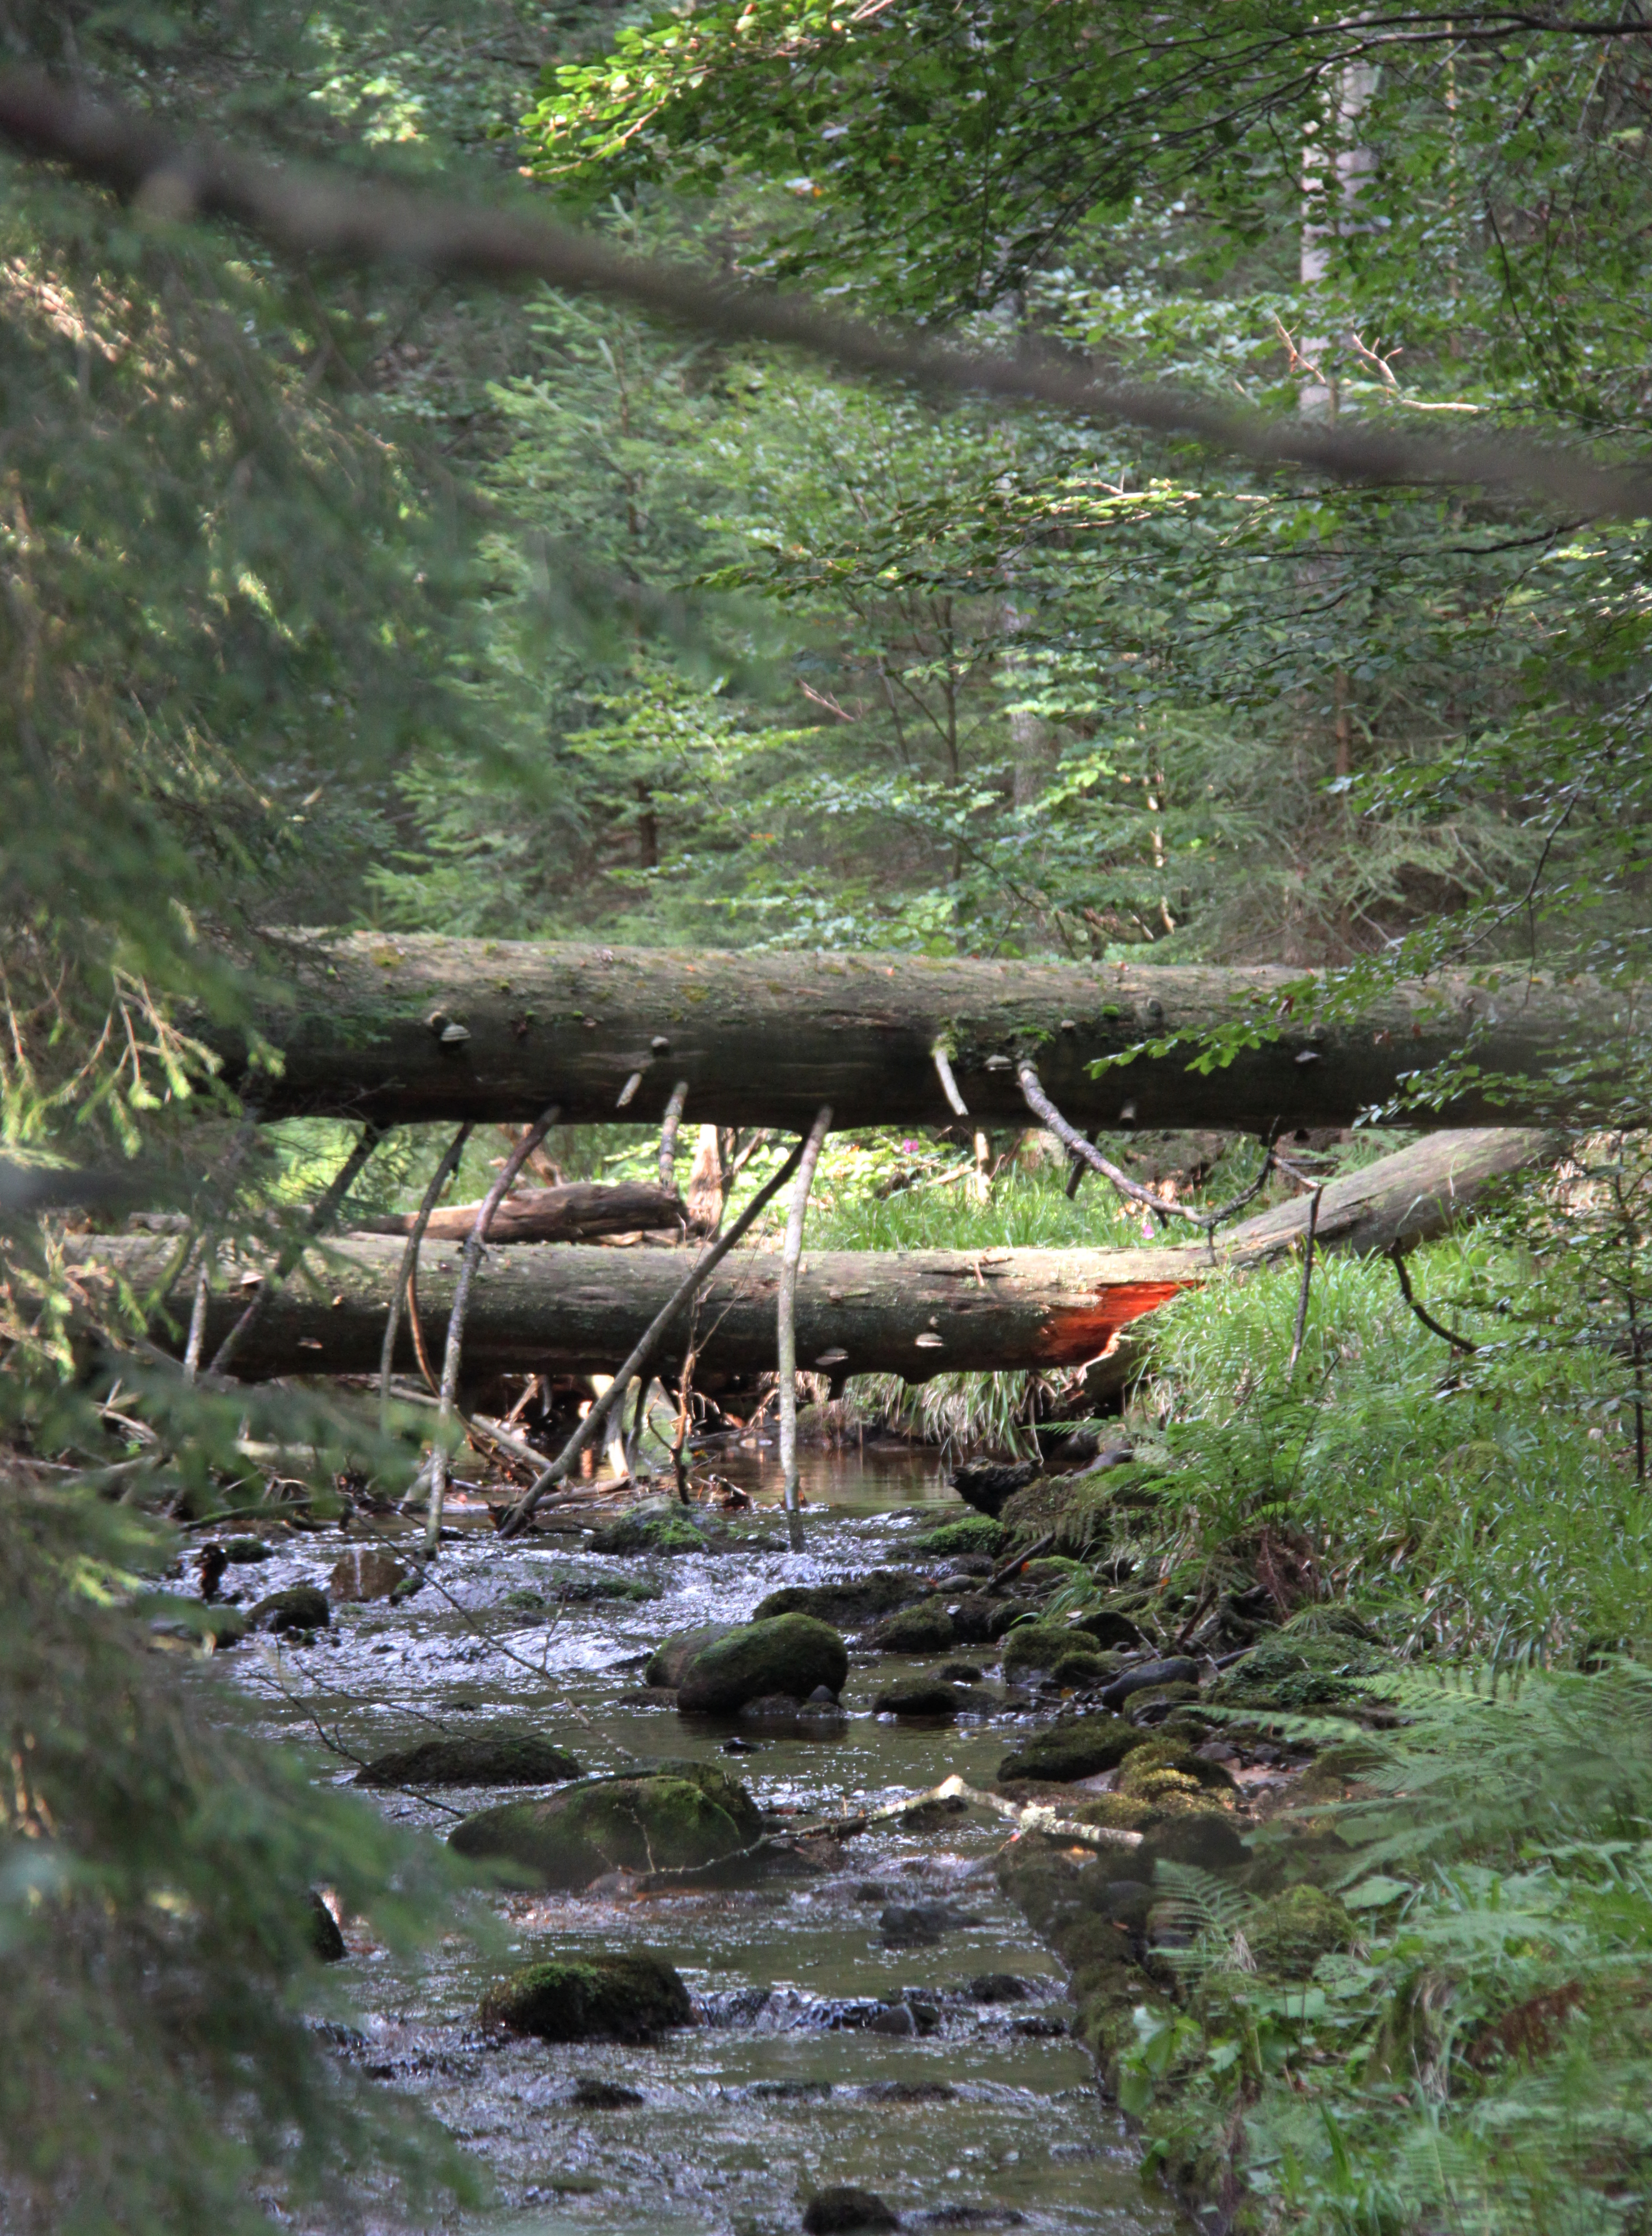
[
  {"left": 1120, "top": 1663, "right": 1652, "bottom": 2235},
  {"left": 1033, "top": 1235, "right": 1648, "bottom": 1672}
]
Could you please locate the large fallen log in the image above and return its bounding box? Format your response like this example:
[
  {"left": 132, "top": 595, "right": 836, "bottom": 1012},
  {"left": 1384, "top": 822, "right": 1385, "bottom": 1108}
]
[
  {"left": 197, "top": 934, "right": 1614, "bottom": 1133},
  {"left": 78, "top": 1128, "right": 1555, "bottom": 1382}
]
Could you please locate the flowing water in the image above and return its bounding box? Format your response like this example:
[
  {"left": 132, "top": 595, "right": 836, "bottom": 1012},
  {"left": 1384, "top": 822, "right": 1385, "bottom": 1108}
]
[{"left": 231, "top": 1448, "right": 1183, "bottom": 2236}]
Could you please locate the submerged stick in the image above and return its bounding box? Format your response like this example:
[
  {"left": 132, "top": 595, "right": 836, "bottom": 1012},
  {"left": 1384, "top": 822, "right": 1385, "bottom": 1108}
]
[
  {"left": 497, "top": 1138, "right": 807, "bottom": 1536},
  {"left": 379, "top": 1119, "right": 472, "bottom": 1434},
  {"left": 778, "top": 1104, "right": 832, "bottom": 1552},
  {"left": 426, "top": 1102, "right": 558, "bottom": 1553},
  {"left": 208, "top": 1121, "right": 387, "bottom": 1377}
]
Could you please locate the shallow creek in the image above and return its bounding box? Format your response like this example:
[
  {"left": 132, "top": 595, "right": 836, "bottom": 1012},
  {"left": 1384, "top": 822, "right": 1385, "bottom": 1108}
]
[{"left": 233, "top": 1445, "right": 1183, "bottom": 2236}]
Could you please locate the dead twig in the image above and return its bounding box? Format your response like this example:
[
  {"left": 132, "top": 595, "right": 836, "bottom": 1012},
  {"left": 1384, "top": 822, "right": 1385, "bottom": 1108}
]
[
  {"left": 1388, "top": 1243, "right": 1478, "bottom": 1354},
  {"left": 1285, "top": 1183, "right": 1325, "bottom": 1379},
  {"left": 379, "top": 1119, "right": 472, "bottom": 1433},
  {"left": 427, "top": 1102, "right": 559, "bottom": 1552},
  {"left": 208, "top": 1122, "right": 388, "bottom": 1377}
]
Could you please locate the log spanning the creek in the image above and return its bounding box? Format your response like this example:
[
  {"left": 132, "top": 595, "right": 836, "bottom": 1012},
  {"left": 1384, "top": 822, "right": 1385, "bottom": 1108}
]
[
  {"left": 79, "top": 1128, "right": 1556, "bottom": 1383},
  {"left": 194, "top": 934, "right": 1616, "bottom": 1134}
]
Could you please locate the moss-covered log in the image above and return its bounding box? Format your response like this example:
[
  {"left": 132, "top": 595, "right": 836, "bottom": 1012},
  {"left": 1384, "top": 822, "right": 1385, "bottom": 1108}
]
[
  {"left": 77, "top": 1129, "right": 1554, "bottom": 1382},
  {"left": 200, "top": 934, "right": 1614, "bottom": 1133}
]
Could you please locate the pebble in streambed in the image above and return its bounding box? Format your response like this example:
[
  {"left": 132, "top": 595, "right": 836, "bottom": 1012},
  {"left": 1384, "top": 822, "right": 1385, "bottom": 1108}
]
[{"left": 229, "top": 1455, "right": 1179, "bottom": 2236}]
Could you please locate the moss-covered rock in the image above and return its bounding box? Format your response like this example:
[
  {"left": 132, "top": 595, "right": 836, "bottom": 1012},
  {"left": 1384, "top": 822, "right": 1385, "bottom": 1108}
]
[
  {"left": 1142, "top": 1813, "right": 1249, "bottom": 1877},
  {"left": 1073, "top": 1605, "right": 1148, "bottom": 1651},
  {"left": 752, "top": 1572, "right": 922, "bottom": 1627},
  {"left": 587, "top": 1505, "right": 709, "bottom": 1556},
  {"left": 1069, "top": 1793, "right": 1157, "bottom": 1833},
  {"left": 355, "top": 1731, "right": 581, "bottom": 1789},
  {"left": 646, "top": 1623, "right": 736, "bottom": 1688},
  {"left": 907, "top": 1514, "right": 1006, "bottom": 1559},
  {"left": 677, "top": 1614, "right": 849, "bottom": 1713},
  {"left": 1001, "top": 1620, "right": 1101, "bottom": 1680},
  {"left": 1246, "top": 1884, "right": 1357, "bottom": 1978},
  {"left": 1050, "top": 1646, "right": 1122, "bottom": 1688},
  {"left": 873, "top": 1680, "right": 960, "bottom": 1719},
  {"left": 1019, "top": 1556, "right": 1090, "bottom": 1592},
  {"left": 1117, "top": 1739, "right": 1238, "bottom": 1800},
  {"left": 867, "top": 1599, "right": 955, "bottom": 1653},
  {"left": 550, "top": 1568, "right": 663, "bottom": 1604},
  {"left": 249, "top": 1585, "right": 329, "bottom": 1634},
  {"left": 480, "top": 1951, "right": 692, "bottom": 2040},
  {"left": 449, "top": 1765, "right": 761, "bottom": 1886},
  {"left": 1207, "top": 1631, "right": 1387, "bottom": 1711},
  {"left": 997, "top": 1716, "right": 1143, "bottom": 1784}
]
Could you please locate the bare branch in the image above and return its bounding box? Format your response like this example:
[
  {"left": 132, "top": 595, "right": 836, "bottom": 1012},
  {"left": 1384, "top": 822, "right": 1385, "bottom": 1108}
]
[{"left": 0, "top": 70, "right": 1644, "bottom": 518}]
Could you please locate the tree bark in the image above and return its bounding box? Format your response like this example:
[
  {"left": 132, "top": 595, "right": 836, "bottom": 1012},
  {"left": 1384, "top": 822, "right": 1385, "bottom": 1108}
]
[
  {"left": 80, "top": 1128, "right": 1556, "bottom": 1383},
  {"left": 353, "top": 1179, "right": 687, "bottom": 1244},
  {"left": 195, "top": 934, "right": 1614, "bottom": 1134}
]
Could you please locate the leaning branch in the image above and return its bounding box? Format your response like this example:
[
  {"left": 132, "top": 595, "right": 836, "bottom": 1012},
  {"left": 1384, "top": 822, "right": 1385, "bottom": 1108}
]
[
  {"left": 207, "top": 1121, "right": 387, "bottom": 1377},
  {"left": 0, "top": 71, "right": 1646, "bottom": 520},
  {"left": 426, "top": 1102, "right": 559, "bottom": 1552}
]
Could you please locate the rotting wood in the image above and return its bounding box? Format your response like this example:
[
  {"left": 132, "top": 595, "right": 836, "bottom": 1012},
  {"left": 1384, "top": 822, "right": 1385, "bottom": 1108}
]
[
  {"left": 85, "top": 1128, "right": 1558, "bottom": 1383},
  {"left": 356, "top": 1178, "right": 686, "bottom": 1245},
  {"left": 190, "top": 934, "right": 1618, "bottom": 1134}
]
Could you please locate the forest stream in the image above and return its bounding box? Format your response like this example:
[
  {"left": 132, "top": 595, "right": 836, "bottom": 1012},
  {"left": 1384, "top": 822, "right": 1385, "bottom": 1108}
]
[{"left": 229, "top": 1449, "right": 1183, "bottom": 2236}]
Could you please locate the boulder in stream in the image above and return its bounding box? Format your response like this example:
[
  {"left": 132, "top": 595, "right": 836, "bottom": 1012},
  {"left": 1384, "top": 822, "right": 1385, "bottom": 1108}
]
[
  {"left": 803, "top": 2187, "right": 900, "bottom": 2233},
  {"left": 873, "top": 1680, "right": 959, "bottom": 1720},
  {"left": 328, "top": 1547, "right": 410, "bottom": 1602},
  {"left": 354, "top": 1731, "right": 581, "bottom": 1789},
  {"left": 752, "top": 1572, "right": 923, "bottom": 1627},
  {"left": 587, "top": 1503, "right": 709, "bottom": 1556},
  {"left": 995, "top": 1715, "right": 1143, "bottom": 1784},
  {"left": 676, "top": 1614, "right": 848, "bottom": 1714},
  {"left": 646, "top": 1623, "right": 736, "bottom": 1687},
  {"left": 449, "top": 1763, "right": 762, "bottom": 1886},
  {"left": 480, "top": 1950, "right": 692, "bottom": 2040},
  {"left": 249, "top": 1585, "right": 330, "bottom": 1634},
  {"left": 1000, "top": 1621, "right": 1117, "bottom": 1682},
  {"left": 867, "top": 1598, "right": 954, "bottom": 1653}
]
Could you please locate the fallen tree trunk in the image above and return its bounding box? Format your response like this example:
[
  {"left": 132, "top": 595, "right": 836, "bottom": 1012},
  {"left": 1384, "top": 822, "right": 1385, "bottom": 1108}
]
[
  {"left": 78, "top": 1129, "right": 1555, "bottom": 1383},
  {"left": 198, "top": 934, "right": 1615, "bottom": 1133},
  {"left": 352, "top": 1180, "right": 688, "bottom": 1244}
]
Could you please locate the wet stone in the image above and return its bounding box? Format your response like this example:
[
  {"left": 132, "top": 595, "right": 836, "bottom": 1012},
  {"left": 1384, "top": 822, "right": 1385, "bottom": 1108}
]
[
  {"left": 645, "top": 1622, "right": 736, "bottom": 1687},
  {"left": 354, "top": 1731, "right": 581, "bottom": 1789},
  {"left": 676, "top": 1613, "right": 849, "bottom": 1715},
  {"left": 869, "top": 1600, "right": 955, "bottom": 1653},
  {"left": 996, "top": 1716, "right": 1143, "bottom": 1785},
  {"left": 753, "top": 1572, "right": 925, "bottom": 1627},
  {"left": 967, "top": 1973, "right": 1031, "bottom": 2003},
  {"left": 587, "top": 1503, "right": 710, "bottom": 1556},
  {"left": 329, "top": 1547, "right": 411, "bottom": 1602},
  {"left": 479, "top": 1951, "right": 692, "bottom": 2041},
  {"left": 873, "top": 1680, "right": 960, "bottom": 1720},
  {"left": 571, "top": 2077, "right": 646, "bottom": 2109},
  {"left": 804, "top": 2186, "right": 900, "bottom": 2234},
  {"left": 250, "top": 1585, "right": 330, "bottom": 1634},
  {"left": 450, "top": 1764, "right": 762, "bottom": 1887}
]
